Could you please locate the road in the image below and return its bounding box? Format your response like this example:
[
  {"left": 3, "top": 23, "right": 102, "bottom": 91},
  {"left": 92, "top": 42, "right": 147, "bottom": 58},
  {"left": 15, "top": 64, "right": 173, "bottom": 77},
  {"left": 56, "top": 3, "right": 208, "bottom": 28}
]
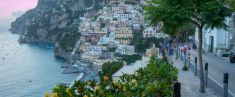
[{"left": 189, "top": 50, "right": 235, "bottom": 96}]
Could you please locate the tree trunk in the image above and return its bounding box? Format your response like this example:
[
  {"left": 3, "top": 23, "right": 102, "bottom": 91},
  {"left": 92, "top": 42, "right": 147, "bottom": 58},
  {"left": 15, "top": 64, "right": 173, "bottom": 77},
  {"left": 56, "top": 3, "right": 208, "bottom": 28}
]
[
  {"left": 162, "top": 48, "right": 168, "bottom": 63},
  {"left": 198, "top": 27, "right": 205, "bottom": 93},
  {"left": 176, "top": 37, "right": 179, "bottom": 59},
  {"left": 159, "top": 42, "right": 168, "bottom": 63}
]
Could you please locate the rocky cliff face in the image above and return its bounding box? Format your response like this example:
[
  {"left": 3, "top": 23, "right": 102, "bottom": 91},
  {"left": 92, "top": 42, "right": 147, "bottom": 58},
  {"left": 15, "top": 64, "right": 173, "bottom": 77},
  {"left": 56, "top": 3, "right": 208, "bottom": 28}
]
[{"left": 10, "top": 0, "right": 106, "bottom": 60}]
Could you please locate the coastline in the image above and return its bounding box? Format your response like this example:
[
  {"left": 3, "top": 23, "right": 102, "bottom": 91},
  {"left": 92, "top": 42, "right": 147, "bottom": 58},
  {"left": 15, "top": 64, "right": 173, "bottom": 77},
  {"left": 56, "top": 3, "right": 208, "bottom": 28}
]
[{"left": 69, "top": 73, "right": 84, "bottom": 87}]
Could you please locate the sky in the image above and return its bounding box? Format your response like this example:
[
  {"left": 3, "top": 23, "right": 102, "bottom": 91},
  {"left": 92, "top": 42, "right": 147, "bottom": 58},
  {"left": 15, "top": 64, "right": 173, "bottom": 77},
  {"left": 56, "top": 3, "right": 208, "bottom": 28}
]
[{"left": 0, "top": 0, "right": 38, "bottom": 31}]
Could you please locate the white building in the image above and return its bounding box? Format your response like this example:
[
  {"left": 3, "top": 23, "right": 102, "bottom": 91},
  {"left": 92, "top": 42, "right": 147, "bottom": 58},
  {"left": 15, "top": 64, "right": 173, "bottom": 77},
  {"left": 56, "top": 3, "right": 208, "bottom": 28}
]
[
  {"left": 143, "top": 27, "right": 157, "bottom": 38},
  {"left": 90, "top": 46, "right": 107, "bottom": 55},
  {"left": 194, "top": 17, "right": 235, "bottom": 55},
  {"left": 98, "top": 36, "right": 120, "bottom": 46},
  {"left": 132, "top": 23, "right": 140, "bottom": 30},
  {"left": 98, "top": 36, "right": 110, "bottom": 45},
  {"left": 115, "top": 45, "right": 135, "bottom": 55},
  {"left": 113, "top": 13, "right": 132, "bottom": 21},
  {"left": 143, "top": 27, "right": 168, "bottom": 39}
]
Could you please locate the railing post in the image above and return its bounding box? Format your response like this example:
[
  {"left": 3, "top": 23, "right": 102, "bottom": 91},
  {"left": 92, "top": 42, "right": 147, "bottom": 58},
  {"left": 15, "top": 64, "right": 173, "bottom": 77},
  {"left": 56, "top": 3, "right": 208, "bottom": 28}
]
[
  {"left": 188, "top": 54, "right": 190, "bottom": 69},
  {"left": 194, "top": 57, "right": 197, "bottom": 76},
  {"left": 178, "top": 48, "right": 180, "bottom": 59},
  {"left": 174, "top": 82, "right": 181, "bottom": 97},
  {"left": 181, "top": 49, "right": 183, "bottom": 61},
  {"left": 223, "top": 73, "right": 229, "bottom": 97},
  {"left": 204, "top": 63, "right": 208, "bottom": 87},
  {"left": 184, "top": 52, "right": 187, "bottom": 65}
]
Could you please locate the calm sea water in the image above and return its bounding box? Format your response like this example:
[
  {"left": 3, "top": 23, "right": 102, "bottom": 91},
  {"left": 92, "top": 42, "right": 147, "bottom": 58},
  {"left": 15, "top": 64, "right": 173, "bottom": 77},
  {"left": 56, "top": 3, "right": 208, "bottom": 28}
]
[{"left": 0, "top": 32, "right": 77, "bottom": 97}]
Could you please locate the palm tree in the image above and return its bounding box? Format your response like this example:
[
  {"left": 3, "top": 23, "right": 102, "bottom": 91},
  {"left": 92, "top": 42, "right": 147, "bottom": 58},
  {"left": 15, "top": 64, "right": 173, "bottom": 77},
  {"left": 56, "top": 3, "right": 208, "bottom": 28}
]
[{"left": 144, "top": 0, "right": 233, "bottom": 92}]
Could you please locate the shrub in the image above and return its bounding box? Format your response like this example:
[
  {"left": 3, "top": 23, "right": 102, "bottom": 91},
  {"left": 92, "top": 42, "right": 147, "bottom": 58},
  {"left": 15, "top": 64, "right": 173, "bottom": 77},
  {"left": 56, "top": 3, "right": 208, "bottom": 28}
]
[
  {"left": 118, "top": 54, "right": 142, "bottom": 65},
  {"left": 182, "top": 64, "right": 188, "bottom": 71},
  {"left": 46, "top": 56, "right": 178, "bottom": 97},
  {"left": 100, "top": 61, "right": 123, "bottom": 77}
]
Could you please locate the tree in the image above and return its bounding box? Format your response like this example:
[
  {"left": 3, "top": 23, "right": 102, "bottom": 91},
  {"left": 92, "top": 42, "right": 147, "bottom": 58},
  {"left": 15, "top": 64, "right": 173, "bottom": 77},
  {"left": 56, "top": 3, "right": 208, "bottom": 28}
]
[
  {"left": 224, "top": 0, "right": 235, "bottom": 10},
  {"left": 118, "top": 54, "right": 142, "bottom": 64},
  {"left": 100, "top": 61, "right": 123, "bottom": 78},
  {"left": 144, "top": 0, "right": 232, "bottom": 92}
]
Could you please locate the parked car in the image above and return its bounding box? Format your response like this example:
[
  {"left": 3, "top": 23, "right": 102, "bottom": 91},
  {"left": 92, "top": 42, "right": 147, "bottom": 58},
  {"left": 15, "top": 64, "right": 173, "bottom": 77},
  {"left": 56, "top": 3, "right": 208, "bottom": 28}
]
[{"left": 229, "top": 52, "right": 235, "bottom": 63}]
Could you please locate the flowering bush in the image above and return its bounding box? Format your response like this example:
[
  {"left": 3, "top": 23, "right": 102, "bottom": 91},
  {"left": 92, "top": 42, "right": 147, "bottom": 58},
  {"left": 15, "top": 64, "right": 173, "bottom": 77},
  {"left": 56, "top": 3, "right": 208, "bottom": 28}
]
[{"left": 45, "top": 56, "right": 178, "bottom": 97}]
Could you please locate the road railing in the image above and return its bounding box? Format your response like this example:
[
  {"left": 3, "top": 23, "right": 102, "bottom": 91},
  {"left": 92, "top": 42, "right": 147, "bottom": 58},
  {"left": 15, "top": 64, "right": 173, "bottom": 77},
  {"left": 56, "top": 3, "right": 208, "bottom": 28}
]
[{"left": 178, "top": 49, "right": 235, "bottom": 97}]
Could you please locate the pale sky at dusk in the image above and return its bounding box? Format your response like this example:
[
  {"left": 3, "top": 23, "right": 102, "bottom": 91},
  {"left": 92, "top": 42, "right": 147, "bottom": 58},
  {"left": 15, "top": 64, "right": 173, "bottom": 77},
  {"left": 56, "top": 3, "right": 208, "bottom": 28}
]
[
  {"left": 0, "top": 0, "right": 38, "bottom": 30},
  {"left": 0, "top": 0, "right": 38, "bottom": 18}
]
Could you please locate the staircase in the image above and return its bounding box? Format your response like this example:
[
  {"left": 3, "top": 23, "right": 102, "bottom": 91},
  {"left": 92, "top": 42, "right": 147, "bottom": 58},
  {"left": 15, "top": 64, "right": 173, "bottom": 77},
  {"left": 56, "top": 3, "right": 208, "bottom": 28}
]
[{"left": 70, "top": 36, "right": 83, "bottom": 63}]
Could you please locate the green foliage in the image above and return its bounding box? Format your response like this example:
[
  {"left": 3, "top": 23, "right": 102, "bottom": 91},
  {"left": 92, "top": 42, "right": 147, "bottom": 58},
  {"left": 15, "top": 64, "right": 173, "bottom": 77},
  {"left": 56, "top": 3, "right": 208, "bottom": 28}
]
[
  {"left": 57, "top": 19, "right": 81, "bottom": 52},
  {"left": 223, "top": 0, "right": 235, "bottom": 11},
  {"left": 47, "top": 57, "right": 178, "bottom": 97},
  {"left": 27, "top": 23, "right": 39, "bottom": 37},
  {"left": 144, "top": 0, "right": 233, "bottom": 31},
  {"left": 59, "top": 31, "right": 80, "bottom": 52},
  {"left": 175, "top": 24, "right": 195, "bottom": 42},
  {"left": 108, "top": 47, "right": 117, "bottom": 52},
  {"left": 131, "top": 29, "right": 163, "bottom": 53},
  {"left": 182, "top": 64, "right": 188, "bottom": 71},
  {"left": 132, "top": 34, "right": 163, "bottom": 53},
  {"left": 101, "top": 61, "right": 124, "bottom": 77},
  {"left": 116, "top": 54, "right": 142, "bottom": 65}
]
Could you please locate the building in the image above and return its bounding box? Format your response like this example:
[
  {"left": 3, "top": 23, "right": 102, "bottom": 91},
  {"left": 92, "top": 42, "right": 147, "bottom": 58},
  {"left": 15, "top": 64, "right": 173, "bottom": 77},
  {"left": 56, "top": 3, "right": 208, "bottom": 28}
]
[
  {"left": 194, "top": 17, "right": 235, "bottom": 56},
  {"left": 143, "top": 27, "right": 157, "bottom": 38},
  {"left": 132, "top": 23, "right": 140, "bottom": 30},
  {"left": 90, "top": 46, "right": 107, "bottom": 55},
  {"left": 98, "top": 36, "right": 120, "bottom": 46},
  {"left": 143, "top": 27, "right": 168, "bottom": 39},
  {"left": 115, "top": 27, "right": 133, "bottom": 45},
  {"left": 98, "top": 36, "right": 110, "bottom": 45},
  {"left": 113, "top": 13, "right": 132, "bottom": 21},
  {"left": 115, "top": 45, "right": 135, "bottom": 55}
]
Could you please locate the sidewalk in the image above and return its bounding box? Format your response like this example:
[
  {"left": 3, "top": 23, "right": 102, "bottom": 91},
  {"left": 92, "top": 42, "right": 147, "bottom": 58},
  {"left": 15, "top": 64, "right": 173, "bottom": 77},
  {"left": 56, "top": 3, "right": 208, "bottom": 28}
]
[{"left": 172, "top": 58, "right": 218, "bottom": 97}]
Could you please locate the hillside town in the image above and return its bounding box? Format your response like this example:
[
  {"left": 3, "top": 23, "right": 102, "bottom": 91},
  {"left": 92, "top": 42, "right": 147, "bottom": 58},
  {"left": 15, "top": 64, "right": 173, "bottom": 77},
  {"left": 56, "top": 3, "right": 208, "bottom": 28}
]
[
  {"left": 64, "top": 0, "right": 167, "bottom": 74},
  {"left": 62, "top": 0, "right": 235, "bottom": 97},
  {"left": 1, "top": 0, "right": 235, "bottom": 97}
]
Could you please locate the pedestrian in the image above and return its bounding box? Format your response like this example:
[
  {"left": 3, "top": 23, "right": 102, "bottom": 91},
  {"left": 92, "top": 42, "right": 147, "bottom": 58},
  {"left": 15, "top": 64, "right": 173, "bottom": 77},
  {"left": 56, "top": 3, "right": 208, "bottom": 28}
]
[{"left": 182, "top": 47, "right": 186, "bottom": 55}]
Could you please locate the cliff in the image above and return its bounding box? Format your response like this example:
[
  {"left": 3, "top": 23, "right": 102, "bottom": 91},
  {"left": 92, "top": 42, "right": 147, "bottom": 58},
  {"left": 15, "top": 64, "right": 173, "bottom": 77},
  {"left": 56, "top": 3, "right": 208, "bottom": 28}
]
[{"left": 10, "top": 0, "right": 106, "bottom": 60}]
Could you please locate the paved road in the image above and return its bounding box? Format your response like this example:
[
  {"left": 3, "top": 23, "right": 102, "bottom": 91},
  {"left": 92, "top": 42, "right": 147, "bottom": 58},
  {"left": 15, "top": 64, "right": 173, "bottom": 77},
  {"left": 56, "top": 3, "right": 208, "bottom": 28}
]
[{"left": 189, "top": 50, "right": 235, "bottom": 96}]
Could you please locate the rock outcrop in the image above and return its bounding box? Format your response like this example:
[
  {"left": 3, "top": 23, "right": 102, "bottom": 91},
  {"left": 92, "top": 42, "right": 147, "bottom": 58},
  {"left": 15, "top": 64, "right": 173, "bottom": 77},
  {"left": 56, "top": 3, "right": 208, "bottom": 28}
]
[{"left": 10, "top": 0, "right": 106, "bottom": 60}]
